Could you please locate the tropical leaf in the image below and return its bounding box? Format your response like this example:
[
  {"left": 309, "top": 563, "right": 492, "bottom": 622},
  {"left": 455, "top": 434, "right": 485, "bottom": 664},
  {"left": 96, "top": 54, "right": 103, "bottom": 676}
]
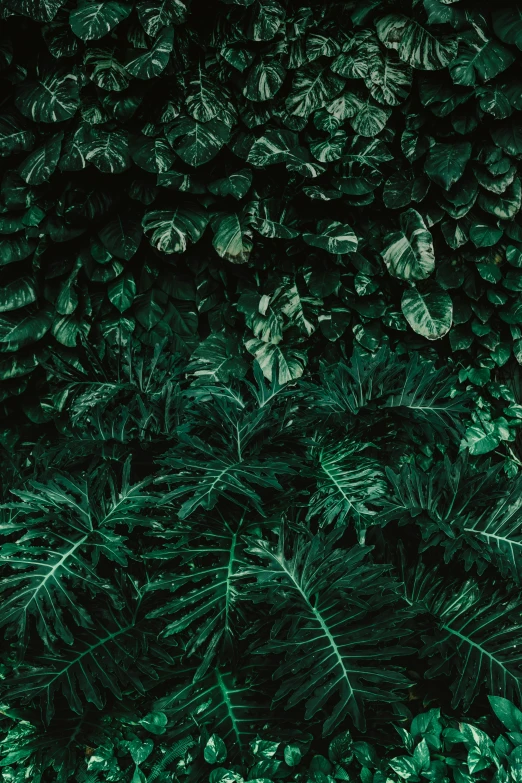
[
  {"left": 142, "top": 206, "right": 207, "bottom": 253},
  {"left": 69, "top": 0, "right": 132, "bottom": 41},
  {"left": 15, "top": 70, "right": 79, "bottom": 123},
  {"left": 376, "top": 14, "right": 458, "bottom": 70},
  {"left": 247, "top": 529, "right": 411, "bottom": 734},
  {"left": 381, "top": 209, "right": 435, "bottom": 281},
  {"left": 401, "top": 284, "right": 453, "bottom": 340}
]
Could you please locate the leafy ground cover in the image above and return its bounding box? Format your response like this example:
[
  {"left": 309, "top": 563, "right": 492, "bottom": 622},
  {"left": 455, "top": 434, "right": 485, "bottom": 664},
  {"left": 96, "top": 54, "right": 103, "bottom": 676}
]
[{"left": 2, "top": 0, "right": 522, "bottom": 780}]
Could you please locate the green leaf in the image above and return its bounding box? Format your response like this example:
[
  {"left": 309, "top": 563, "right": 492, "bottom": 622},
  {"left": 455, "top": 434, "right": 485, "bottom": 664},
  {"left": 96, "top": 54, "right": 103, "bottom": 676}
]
[
  {"left": 6, "top": 0, "right": 66, "bottom": 22},
  {"left": 250, "top": 198, "right": 300, "bottom": 239},
  {"left": 167, "top": 117, "right": 230, "bottom": 167},
  {"left": 303, "top": 220, "right": 358, "bottom": 254},
  {"left": 425, "top": 142, "right": 472, "bottom": 191},
  {"left": 207, "top": 169, "right": 252, "bottom": 200},
  {"left": 186, "top": 64, "right": 230, "bottom": 122},
  {"left": 493, "top": 8, "right": 522, "bottom": 51},
  {"left": 469, "top": 223, "right": 503, "bottom": 248},
  {"left": 18, "top": 132, "right": 63, "bottom": 185},
  {"left": 16, "top": 69, "right": 79, "bottom": 123},
  {"left": 490, "top": 121, "right": 522, "bottom": 155},
  {"left": 139, "top": 711, "right": 168, "bottom": 734},
  {"left": 0, "top": 277, "right": 37, "bottom": 312},
  {"left": 108, "top": 275, "right": 136, "bottom": 312},
  {"left": 401, "top": 284, "right": 452, "bottom": 340},
  {"left": 98, "top": 215, "right": 142, "bottom": 260},
  {"left": 376, "top": 14, "right": 458, "bottom": 70},
  {"left": 188, "top": 331, "right": 248, "bottom": 383},
  {"left": 365, "top": 52, "right": 412, "bottom": 106},
  {"left": 382, "top": 209, "right": 435, "bottom": 281},
  {"left": 84, "top": 48, "right": 130, "bottom": 91},
  {"left": 136, "top": 0, "right": 188, "bottom": 36},
  {"left": 449, "top": 31, "right": 515, "bottom": 86},
  {"left": 247, "top": 128, "right": 299, "bottom": 167},
  {"left": 85, "top": 127, "right": 130, "bottom": 173},
  {"left": 69, "top": 0, "right": 132, "bottom": 41},
  {"left": 142, "top": 207, "right": 208, "bottom": 253},
  {"left": 247, "top": 530, "right": 410, "bottom": 733},
  {"left": 131, "top": 135, "right": 175, "bottom": 173},
  {"left": 244, "top": 0, "right": 285, "bottom": 42},
  {"left": 0, "top": 307, "right": 52, "bottom": 350},
  {"left": 245, "top": 340, "right": 307, "bottom": 383},
  {"left": 211, "top": 212, "right": 253, "bottom": 264},
  {"left": 244, "top": 58, "right": 285, "bottom": 101},
  {"left": 286, "top": 62, "right": 345, "bottom": 118},
  {"left": 0, "top": 113, "right": 35, "bottom": 157},
  {"left": 488, "top": 696, "right": 522, "bottom": 732},
  {"left": 204, "top": 735, "right": 227, "bottom": 765},
  {"left": 125, "top": 27, "right": 174, "bottom": 80}
]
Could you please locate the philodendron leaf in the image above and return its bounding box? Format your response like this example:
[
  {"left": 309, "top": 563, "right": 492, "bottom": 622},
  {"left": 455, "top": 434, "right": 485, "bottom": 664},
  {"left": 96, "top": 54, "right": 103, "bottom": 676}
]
[
  {"left": 136, "top": 0, "right": 188, "bottom": 36},
  {"left": 303, "top": 220, "right": 358, "bottom": 254},
  {"left": 98, "top": 215, "right": 142, "bottom": 260},
  {"left": 18, "top": 132, "right": 63, "bottom": 185},
  {"left": 493, "top": 8, "right": 522, "bottom": 51},
  {"left": 425, "top": 142, "right": 472, "bottom": 190},
  {"left": 143, "top": 207, "right": 208, "bottom": 253},
  {"left": 69, "top": 0, "right": 132, "bottom": 40},
  {"left": 245, "top": 339, "right": 307, "bottom": 383},
  {"left": 449, "top": 31, "right": 515, "bottom": 86},
  {"left": 211, "top": 212, "right": 254, "bottom": 264},
  {"left": 0, "top": 277, "right": 37, "bottom": 312},
  {"left": 244, "top": 58, "right": 286, "bottom": 101},
  {"left": 401, "top": 284, "right": 452, "bottom": 340},
  {"left": 16, "top": 69, "right": 80, "bottom": 123},
  {"left": 167, "top": 117, "right": 230, "bottom": 167},
  {"left": 125, "top": 27, "right": 174, "bottom": 80},
  {"left": 381, "top": 209, "right": 435, "bottom": 281},
  {"left": 376, "top": 14, "right": 458, "bottom": 70},
  {"left": 365, "top": 52, "right": 412, "bottom": 106},
  {"left": 9, "top": 0, "right": 67, "bottom": 22}
]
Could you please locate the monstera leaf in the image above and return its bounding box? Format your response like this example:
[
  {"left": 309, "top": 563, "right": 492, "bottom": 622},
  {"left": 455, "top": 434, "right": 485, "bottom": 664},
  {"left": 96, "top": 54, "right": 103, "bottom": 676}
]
[
  {"left": 401, "top": 283, "right": 453, "bottom": 340},
  {"left": 381, "top": 209, "right": 435, "bottom": 280}
]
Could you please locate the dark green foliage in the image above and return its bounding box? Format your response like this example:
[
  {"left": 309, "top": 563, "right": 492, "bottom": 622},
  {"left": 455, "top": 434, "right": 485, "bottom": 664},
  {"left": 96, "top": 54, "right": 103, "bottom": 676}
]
[
  {"left": 0, "top": 338, "right": 521, "bottom": 781},
  {"left": 1, "top": 0, "right": 522, "bottom": 461},
  {"left": 2, "top": 0, "right": 522, "bottom": 779}
]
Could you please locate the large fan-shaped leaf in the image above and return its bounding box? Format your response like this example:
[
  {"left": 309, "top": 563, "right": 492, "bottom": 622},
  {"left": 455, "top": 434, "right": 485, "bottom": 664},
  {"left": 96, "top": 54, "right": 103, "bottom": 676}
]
[{"left": 248, "top": 530, "right": 411, "bottom": 734}]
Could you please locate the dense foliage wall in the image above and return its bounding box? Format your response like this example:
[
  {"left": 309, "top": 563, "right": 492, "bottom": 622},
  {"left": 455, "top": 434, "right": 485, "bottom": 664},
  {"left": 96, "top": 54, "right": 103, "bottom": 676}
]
[{"left": 2, "top": 0, "right": 522, "bottom": 781}]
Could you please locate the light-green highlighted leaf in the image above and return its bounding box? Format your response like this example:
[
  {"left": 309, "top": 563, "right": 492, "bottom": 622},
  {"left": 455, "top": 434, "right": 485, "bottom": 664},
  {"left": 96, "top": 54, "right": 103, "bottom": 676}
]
[
  {"left": 401, "top": 284, "right": 452, "bottom": 340},
  {"left": 382, "top": 209, "right": 435, "bottom": 281}
]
